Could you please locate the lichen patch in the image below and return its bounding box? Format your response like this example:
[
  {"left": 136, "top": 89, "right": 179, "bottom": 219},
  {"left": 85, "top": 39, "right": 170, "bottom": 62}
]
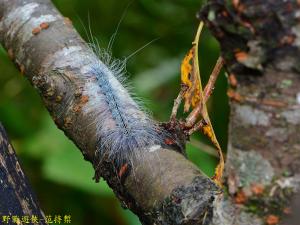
[
  {"left": 236, "top": 105, "right": 270, "bottom": 126},
  {"left": 281, "top": 109, "right": 300, "bottom": 125}
]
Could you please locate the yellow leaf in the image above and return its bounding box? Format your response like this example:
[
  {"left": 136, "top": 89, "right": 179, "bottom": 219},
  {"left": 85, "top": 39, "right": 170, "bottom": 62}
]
[
  {"left": 202, "top": 123, "right": 224, "bottom": 187},
  {"left": 180, "top": 23, "right": 204, "bottom": 113},
  {"left": 180, "top": 21, "right": 225, "bottom": 187}
]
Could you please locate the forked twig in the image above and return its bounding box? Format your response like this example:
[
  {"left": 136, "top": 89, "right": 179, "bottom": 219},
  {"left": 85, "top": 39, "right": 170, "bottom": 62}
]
[
  {"left": 185, "top": 56, "right": 224, "bottom": 129},
  {"left": 187, "top": 119, "right": 205, "bottom": 136},
  {"left": 168, "top": 21, "right": 225, "bottom": 187},
  {"left": 170, "top": 89, "right": 184, "bottom": 121}
]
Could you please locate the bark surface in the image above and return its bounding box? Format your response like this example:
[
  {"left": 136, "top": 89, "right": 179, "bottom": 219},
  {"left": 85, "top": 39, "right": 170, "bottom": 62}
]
[
  {"left": 200, "top": 1, "right": 300, "bottom": 224},
  {"left": 0, "top": 0, "right": 218, "bottom": 224},
  {"left": 0, "top": 0, "right": 299, "bottom": 224},
  {"left": 0, "top": 123, "right": 46, "bottom": 225}
]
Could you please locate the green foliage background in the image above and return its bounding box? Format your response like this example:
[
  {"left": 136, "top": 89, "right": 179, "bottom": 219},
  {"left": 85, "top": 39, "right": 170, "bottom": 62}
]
[{"left": 0, "top": 0, "right": 229, "bottom": 224}]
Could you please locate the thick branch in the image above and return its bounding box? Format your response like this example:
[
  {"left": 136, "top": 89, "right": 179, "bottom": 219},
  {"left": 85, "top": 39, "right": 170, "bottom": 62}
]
[
  {"left": 2, "top": 0, "right": 299, "bottom": 224},
  {"left": 0, "top": 0, "right": 219, "bottom": 224}
]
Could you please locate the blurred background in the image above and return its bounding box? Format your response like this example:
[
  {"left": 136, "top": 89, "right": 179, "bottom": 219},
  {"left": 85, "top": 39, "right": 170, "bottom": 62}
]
[{"left": 0, "top": 0, "right": 229, "bottom": 224}]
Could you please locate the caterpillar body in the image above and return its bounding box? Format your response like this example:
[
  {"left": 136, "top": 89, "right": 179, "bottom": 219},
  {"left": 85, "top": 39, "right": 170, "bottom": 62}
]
[{"left": 81, "top": 47, "right": 174, "bottom": 168}]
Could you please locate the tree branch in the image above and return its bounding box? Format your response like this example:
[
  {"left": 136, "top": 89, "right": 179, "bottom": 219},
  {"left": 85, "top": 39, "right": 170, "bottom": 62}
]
[
  {"left": 0, "top": 0, "right": 219, "bottom": 224},
  {"left": 1, "top": 0, "right": 299, "bottom": 224},
  {"left": 0, "top": 123, "right": 46, "bottom": 224}
]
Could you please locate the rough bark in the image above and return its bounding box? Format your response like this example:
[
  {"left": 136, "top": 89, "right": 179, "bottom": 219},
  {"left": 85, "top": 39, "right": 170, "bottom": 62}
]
[
  {"left": 0, "top": 0, "right": 218, "bottom": 224},
  {"left": 1, "top": 0, "right": 299, "bottom": 224},
  {"left": 0, "top": 123, "right": 46, "bottom": 225},
  {"left": 200, "top": 1, "right": 300, "bottom": 224}
]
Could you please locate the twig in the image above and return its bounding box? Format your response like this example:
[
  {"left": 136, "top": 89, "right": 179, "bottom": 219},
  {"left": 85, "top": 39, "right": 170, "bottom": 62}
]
[
  {"left": 187, "top": 119, "right": 205, "bottom": 136},
  {"left": 203, "top": 57, "right": 225, "bottom": 100},
  {"left": 170, "top": 89, "right": 184, "bottom": 120},
  {"left": 185, "top": 56, "right": 224, "bottom": 128}
]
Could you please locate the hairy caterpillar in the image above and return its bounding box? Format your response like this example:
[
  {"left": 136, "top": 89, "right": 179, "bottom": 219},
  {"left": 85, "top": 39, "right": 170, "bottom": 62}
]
[
  {"left": 86, "top": 59, "right": 166, "bottom": 166},
  {"left": 78, "top": 22, "right": 180, "bottom": 169}
]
